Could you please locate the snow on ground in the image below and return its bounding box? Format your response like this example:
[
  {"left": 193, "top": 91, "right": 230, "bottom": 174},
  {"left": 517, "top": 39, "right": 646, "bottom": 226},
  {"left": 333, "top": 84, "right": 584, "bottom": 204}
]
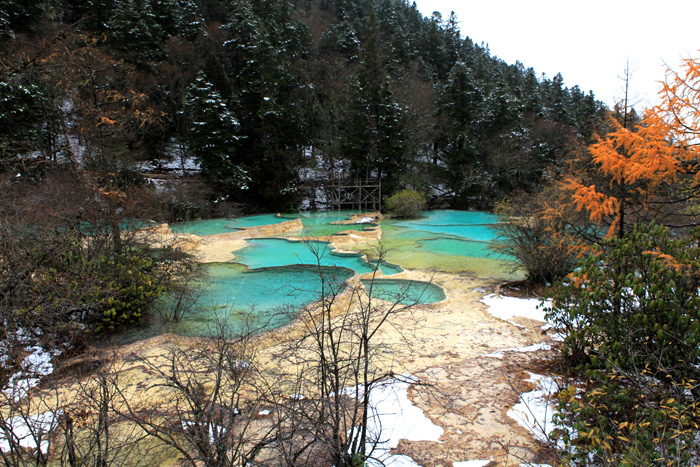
[
  {"left": 691, "top": 432, "right": 700, "bottom": 466},
  {"left": 506, "top": 372, "right": 559, "bottom": 444},
  {"left": 147, "top": 178, "right": 169, "bottom": 191},
  {"left": 344, "top": 375, "right": 443, "bottom": 467},
  {"left": 2, "top": 328, "right": 61, "bottom": 401},
  {"left": 485, "top": 343, "right": 552, "bottom": 359},
  {"left": 139, "top": 156, "right": 201, "bottom": 174},
  {"left": 3, "top": 346, "right": 55, "bottom": 401},
  {"left": 0, "top": 410, "right": 62, "bottom": 454},
  {"left": 480, "top": 294, "right": 549, "bottom": 325}
]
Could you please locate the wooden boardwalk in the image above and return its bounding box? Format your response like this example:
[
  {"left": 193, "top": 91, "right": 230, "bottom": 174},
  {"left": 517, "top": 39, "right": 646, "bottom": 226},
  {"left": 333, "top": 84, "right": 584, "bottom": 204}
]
[{"left": 305, "top": 175, "right": 382, "bottom": 211}]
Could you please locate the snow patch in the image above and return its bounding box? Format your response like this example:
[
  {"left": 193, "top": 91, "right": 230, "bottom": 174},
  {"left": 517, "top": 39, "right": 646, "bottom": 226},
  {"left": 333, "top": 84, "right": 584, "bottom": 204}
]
[
  {"left": 0, "top": 410, "right": 62, "bottom": 454},
  {"left": 485, "top": 342, "right": 552, "bottom": 359},
  {"left": 2, "top": 330, "right": 61, "bottom": 401},
  {"left": 344, "top": 376, "right": 443, "bottom": 467},
  {"left": 481, "top": 294, "right": 549, "bottom": 325},
  {"left": 507, "top": 372, "right": 558, "bottom": 444},
  {"left": 139, "top": 155, "right": 201, "bottom": 174}
]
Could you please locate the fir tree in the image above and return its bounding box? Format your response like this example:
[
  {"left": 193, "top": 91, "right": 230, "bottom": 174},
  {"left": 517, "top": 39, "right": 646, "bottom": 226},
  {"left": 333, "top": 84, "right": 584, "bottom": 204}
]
[
  {"left": 220, "top": 0, "right": 310, "bottom": 209},
  {"left": 341, "top": 8, "right": 406, "bottom": 193},
  {"left": 183, "top": 70, "right": 248, "bottom": 194},
  {"left": 107, "top": 0, "right": 163, "bottom": 59},
  {"left": 0, "top": 79, "right": 44, "bottom": 168}
]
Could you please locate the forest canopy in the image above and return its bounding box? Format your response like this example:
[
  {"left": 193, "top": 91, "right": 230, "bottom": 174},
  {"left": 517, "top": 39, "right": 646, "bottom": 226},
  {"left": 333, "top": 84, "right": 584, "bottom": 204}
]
[{"left": 0, "top": 0, "right": 607, "bottom": 214}]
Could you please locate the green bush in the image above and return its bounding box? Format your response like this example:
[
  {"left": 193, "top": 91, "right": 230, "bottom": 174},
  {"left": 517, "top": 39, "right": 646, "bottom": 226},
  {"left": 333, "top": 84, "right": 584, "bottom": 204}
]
[
  {"left": 92, "top": 253, "right": 167, "bottom": 332},
  {"left": 546, "top": 223, "right": 700, "bottom": 374},
  {"left": 3, "top": 222, "right": 192, "bottom": 352},
  {"left": 384, "top": 189, "right": 426, "bottom": 219},
  {"left": 555, "top": 371, "right": 699, "bottom": 466},
  {"left": 546, "top": 223, "right": 700, "bottom": 465},
  {"left": 37, "top": 242, "right": 169, "bottom": 333}
]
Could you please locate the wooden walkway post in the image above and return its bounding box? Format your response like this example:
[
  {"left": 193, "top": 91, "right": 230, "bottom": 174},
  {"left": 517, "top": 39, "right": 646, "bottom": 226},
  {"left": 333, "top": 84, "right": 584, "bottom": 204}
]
[{"left": 315, "top": 175, "right": 381, "bottom": 211}]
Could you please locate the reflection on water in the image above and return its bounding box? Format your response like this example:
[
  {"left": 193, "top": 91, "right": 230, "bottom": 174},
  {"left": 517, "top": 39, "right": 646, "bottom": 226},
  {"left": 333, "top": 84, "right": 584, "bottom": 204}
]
[
  {"left": 171, "top": 210, "right": 377, "bottom": 237},
  {"left": 279, "top": 210, "right": 378, "bottom": 237}
]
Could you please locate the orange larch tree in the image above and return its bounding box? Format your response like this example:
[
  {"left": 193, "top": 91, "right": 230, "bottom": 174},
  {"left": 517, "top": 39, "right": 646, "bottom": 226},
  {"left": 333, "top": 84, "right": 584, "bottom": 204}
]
[{"left": 563, "top": 52, "right": 700, "bottom": 239}]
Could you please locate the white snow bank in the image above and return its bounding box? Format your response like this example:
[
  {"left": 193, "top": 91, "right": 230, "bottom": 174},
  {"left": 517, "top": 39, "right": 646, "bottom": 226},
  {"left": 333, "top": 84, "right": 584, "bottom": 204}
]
[
  {"left": 485, "top": 343, "right": 552, "bottom": 359},
  {"left": 0, "top": 410, "right": 62, "bottom": 453},
  {"left": 344, "top": 375, "right": 443, "bottom": 467},
  {"left": 367, "top": 377, "right": 443, "bottom": 448},
  {"left": 507, "top": 372, "right": 558, "bottom": 444},
  {"left": 481, "top": 294, "right": 549, "bottom": 325},
  {"left": 3, "top": 340, "right": 61, "bottom": 401},
  {"left": 356, "top": 217, "right": 376, "bottom": 224}
]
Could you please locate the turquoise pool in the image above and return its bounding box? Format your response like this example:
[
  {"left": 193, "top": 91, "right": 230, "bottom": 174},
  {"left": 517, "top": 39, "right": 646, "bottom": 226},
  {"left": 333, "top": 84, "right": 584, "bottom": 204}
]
[
  {"left": 170, "top": 214, "right": 288, "bottom": 236},
  {"left": 119, "top": 263, "right": 355, "bottom": 341},
  {"left": 232, "top": 238, "right": 401, "bottom": 275},
  {"left": 373, "top": 210, "right": 513, "bottom": 275},
  {"left": 360, "top": 279, "right": 446, "bottom": 305},
  {"left": 281, "top": 211, "right": 377, "bottom": 236},
  {"left": 171, "top": 211, "right": 376, "bottom": 237},
  {"left": 120, "top": 210, "right": 512, "bottom": 340}
]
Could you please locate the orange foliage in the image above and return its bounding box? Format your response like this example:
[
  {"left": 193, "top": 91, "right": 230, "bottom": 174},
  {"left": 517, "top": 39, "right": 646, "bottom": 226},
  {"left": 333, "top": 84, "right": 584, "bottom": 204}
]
[
  {"left": 642, "top": 250, "right": 684, "bottom": 272},
  {"left": 97, "top": 116, "right": 117, "bottom": 126},
  {"left": 565, "top": 177, "right": 619, "bottom": 225},
  {"left": 564, "top": 50, "right": 700, "bottom": 237},
  {"left": 589, "top": 117, "right": 679, "bottom": 188},
  {"left": 652, "top": 54, "right": 700, "bottom": 177}
]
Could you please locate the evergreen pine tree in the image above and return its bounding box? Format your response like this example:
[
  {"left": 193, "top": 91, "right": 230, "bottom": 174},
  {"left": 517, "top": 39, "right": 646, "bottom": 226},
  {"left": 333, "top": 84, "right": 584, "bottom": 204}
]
[
  {"left": 0, "top": 79, "right": 44, "bottom": 168},
  {"left": 435, "top": 61, "right": 484, "bottom": 202},
  {"left": 108, "top": 0, "right": 163, "bottom": 59},
  {"left": 220, "top": 0, "right": 310, "bottom": 209},
  {"left": 183, "top": 70, "right": 248, "bottom": 194},
  {"left": 0, "top": 0, "right": 42, "bottom": 37},
  {"left": 174, "top": 0, "right": 203, "bottom": 40},
  {"left": 342, "top": 9, "right": 407, "bottom": 193}
]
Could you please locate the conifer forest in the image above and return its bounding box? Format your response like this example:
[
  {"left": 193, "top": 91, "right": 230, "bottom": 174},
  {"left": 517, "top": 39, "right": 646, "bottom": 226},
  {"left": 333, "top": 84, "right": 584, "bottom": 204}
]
[{"left": 0, "top": 0, "right": 607, "bottom": 213}]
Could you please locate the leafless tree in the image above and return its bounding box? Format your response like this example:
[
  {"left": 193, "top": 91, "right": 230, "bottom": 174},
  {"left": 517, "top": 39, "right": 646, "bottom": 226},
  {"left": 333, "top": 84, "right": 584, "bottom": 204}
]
[
  {"left": 57, "top": 352, "right": 154, "bottom": 467},
  {"left": 269, "top": 242, "right": 431, "bottom": 467},
  {"left": 0, "top": 379, "right": 62, "bottom": 467},
  {"left": 112, "top": 326, "right": 276, "bottom": 467},
  {"left": 2, "top": 229, "right": 433, "bottom": 467}
]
